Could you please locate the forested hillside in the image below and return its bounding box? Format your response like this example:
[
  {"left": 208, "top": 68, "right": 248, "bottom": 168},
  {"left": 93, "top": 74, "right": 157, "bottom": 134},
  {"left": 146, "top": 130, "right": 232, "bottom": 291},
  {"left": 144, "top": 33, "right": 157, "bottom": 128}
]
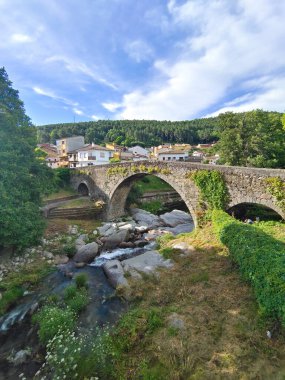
[{"left": 37, "top": 118, "right": 220, "bottom": 146}]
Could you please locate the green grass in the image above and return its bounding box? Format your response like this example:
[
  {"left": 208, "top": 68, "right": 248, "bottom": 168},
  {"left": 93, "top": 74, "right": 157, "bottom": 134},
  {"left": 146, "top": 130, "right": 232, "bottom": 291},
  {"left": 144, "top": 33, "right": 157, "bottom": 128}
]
[
  {"left": 43, "top": 187, "right": 76, "bottom": 201},
  {"left": 133, "top": 175, "right": 172, "bottom": 193},
  {"left": 58, "top": 198, "right": 92, "bottom": 209},
  {"left": 0, "top": 260, "right": 54, "bottom": 316}
]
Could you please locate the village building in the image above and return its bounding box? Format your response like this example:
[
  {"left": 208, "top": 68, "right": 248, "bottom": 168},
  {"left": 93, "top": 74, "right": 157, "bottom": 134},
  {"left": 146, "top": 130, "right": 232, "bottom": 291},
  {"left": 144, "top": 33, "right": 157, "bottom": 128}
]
[
  {"left": 68, "top": 143, "right": 113, "bottom": 168},
  {"left": 56, "top": 136, "right": 85, "bottom": 167},
  {"left": 37, "top": 143, "right": 60, "bottom": 169}
]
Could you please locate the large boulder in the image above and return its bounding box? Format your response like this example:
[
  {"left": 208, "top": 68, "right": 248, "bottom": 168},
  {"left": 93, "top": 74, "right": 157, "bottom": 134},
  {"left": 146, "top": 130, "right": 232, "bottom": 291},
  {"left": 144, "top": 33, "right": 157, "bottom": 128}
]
[
  {"left": 98, "top": 223, "right": 118, "bottom": 237},
  {"left": 165, "top": 222, "right": 194, "bottom": 235},
  {"left": 122, "top": 250, "right": 173, "bottom": 278},
  {"left": 159, "top": 210, "right": 193, "bottom": 227},
  {"left": 101, "top": 229, "right": 130, "bottom": 250},
  {"left": 131, "top": 208, "right": 162, "bottom": 228},
  {"left": 103, "top": 260, "right": 129, "bottom": 288},
  {"left": 74, "top": 242, "right": 99, "bottom": 263},
  {"left": 75, "top": 234, "right": 88, "bottom": 251}
]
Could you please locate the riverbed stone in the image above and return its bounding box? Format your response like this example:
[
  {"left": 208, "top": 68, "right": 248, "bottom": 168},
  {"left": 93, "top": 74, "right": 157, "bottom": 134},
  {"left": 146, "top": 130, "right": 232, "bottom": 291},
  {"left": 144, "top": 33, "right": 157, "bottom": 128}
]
[
  {"left": 74, "top": 242, "right": 99, "bottom": 263},
  {"left": 11, "top": 349, "right": 31, "bottom": 365},
  {"left": 75, "top": 234, "right": 88, "bottom": 250},
  {"left": 103, "top": 260, "right": 129, "bottom": 288},
  {"left": 165, "top": 222, "right": 194, "bottom": 235},
  {"left": 54, "top": 255, "right": 69, "bottom": 265},
  {"left": 101, "top": 229, "right": 130, "bottom": 250},
  {"left": 167, "top": 313, "right": 185, "bottom": 330},
  {"left": 131, "top": 208, "right": 162, "bottom": 228},
  {"left": 122, "top": 250, "right": 173, "bottom": 278},
  {"left": 159, "top": 210, "right": 193, "bottom": 227}
]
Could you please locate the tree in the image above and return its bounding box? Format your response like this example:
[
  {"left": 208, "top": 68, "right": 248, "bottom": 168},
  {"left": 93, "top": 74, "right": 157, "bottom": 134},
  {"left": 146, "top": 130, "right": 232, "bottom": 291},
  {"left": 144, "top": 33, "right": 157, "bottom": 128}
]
[
  {"left": 0, "top": 68, "right": 46, "bottom": 249},
  {"left": 216, "top": 110, "right": 285, "bottom": 168}
]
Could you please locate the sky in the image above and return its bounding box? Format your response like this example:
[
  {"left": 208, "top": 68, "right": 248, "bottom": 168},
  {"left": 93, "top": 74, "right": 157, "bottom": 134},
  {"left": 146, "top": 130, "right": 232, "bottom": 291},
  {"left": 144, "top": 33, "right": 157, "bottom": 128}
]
[{"left": 1, "top": 0, "right": 285, "bottom": 125}]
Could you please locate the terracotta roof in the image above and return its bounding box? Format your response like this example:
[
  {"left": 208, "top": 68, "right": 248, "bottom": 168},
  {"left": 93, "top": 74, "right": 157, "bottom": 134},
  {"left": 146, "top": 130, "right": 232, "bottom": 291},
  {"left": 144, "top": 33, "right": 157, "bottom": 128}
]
[
  {"left": 158, "top": 150, "right": 188, "bottom": 155},
  {"left": 69, "top": 144, "right": 112, "bottom": 153}
]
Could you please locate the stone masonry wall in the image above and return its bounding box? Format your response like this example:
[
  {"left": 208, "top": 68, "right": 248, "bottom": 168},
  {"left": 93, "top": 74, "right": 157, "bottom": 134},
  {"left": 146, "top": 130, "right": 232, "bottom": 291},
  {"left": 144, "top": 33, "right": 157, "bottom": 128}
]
[{"left": 70, "top": 161, "right": 285, "bottom": 224}]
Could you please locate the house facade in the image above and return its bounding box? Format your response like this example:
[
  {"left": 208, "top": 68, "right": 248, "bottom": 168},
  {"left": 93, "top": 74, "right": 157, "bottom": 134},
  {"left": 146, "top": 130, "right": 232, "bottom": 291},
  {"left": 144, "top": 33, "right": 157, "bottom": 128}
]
[
  {"left": 69, "top": 144, "right": 113, "bottom": 168},
  {"left": 157, "top": 150, "right": 189, "bottom": 161}
]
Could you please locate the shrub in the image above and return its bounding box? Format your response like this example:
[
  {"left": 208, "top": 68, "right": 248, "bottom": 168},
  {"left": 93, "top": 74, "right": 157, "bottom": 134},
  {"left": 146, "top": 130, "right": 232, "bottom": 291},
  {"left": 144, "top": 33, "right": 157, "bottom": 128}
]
[
  {"left": 75, "top": 273, "right": 88, "bottom": 288},
  {"left": 33, "top": 305, "right": 76, "bottom": 344},
  {"left": 212, "top": 209, "right": 285, "bottom": 326},
  {"left": 64, "top": 285, "right": 77, "bottom": 300},
  {"left": 63, "top": 241, "right": 76, "bottom": 258},
  {"left": 140, "top": 200, "right": 165, "bottom": 215},
  {"left": 65, "top": 288, "right": 89, "bottom": 314},
  {"left": 0, "top": 286, "right": 24, "bottom": 315}
]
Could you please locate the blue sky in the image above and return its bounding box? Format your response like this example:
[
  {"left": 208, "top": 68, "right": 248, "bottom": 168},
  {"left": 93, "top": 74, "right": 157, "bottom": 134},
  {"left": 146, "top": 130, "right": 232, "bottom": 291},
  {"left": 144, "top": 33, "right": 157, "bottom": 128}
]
[{"left": 1, "top": 0, "right": 285, "bottom": 125}]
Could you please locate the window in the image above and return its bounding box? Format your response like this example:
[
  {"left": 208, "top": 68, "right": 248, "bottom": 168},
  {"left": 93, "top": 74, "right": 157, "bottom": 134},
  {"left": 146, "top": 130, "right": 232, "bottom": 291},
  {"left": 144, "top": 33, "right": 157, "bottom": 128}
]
[
  {"left": 62, "top": 149, "right": 65, "bottom": 154},
  {"left": 163, "top": 157, "right": 165, "bottom": 161},
  {"left": 168, "top": 157, "right": 171, "bottom": 160},
  {"left": 100, "top": 152, "right": 105, "bottom": 158},
  {"left": 84, "top": 153, "right": 87, "bottom": 158},
  {"left": 62, "top": 140, "right": 64, "bottom": 144}
]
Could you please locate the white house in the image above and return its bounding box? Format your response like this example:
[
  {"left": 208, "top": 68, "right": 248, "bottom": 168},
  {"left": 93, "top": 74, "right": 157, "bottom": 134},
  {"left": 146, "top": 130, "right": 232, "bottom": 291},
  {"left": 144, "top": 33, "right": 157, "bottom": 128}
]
[
  {"left": 128, "top": 145, "right": 149, "bottom": 157},
  {"left": 68, "top": 143, "right": 113, "bottom": 167},
  {"left": 157, "top": 150, "right": 188, "bottom": 161}
]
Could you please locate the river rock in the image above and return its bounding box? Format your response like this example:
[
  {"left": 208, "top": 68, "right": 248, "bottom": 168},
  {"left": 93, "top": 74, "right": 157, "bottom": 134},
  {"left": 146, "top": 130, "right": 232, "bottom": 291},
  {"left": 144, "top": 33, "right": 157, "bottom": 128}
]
[
  {"left": 131, "top": 208, "right": 162, "bottom": 228},
  {"left": 172, "top": 242, "right": 196, "bottom": 253},
  {"left": 165, "top": 223, "right": 194, "bottom": 235},
  {"left": 68, "top": 225, "right": 78, "bottom": 235},
  {"left": 119, "top": 241, "right": 135, "bottom": 248},
  {"left": 74, "top": 242, "right": 99, "bottom": 263},
  {"left": 43, "top": 251, "right": 54, "bottom": 259},
  {"left": 75, "top": 234, "right": 88, "bottom": 250},
  {"left": 122, "top": 250, "right": 173, "bottom": 278},
  {"left": 103, "top": 260, "right": 129, "bottom": 288},
  {"left": 11, "top": 349, "right": 31, "bottom": 365},
  {"left": 167, "top": 313, "right": 185, "bottom": 330},
  {"left": 98, "top": 223, "right": 117, "bottom": 237},
  {"left": 75, "top": 262, "right": 86, "bottom": 268},
  {"left": 134, "top": 240, "right": 148, "bottom": 247},
  {"left": 101, "top": 229, "right": 130, "bottom": 250},
  {"left": 159, "top": 210, "right": 193, "bottom": 227},
  {"left": 54, "top": 255, "right": 69, "bottom": 264}
]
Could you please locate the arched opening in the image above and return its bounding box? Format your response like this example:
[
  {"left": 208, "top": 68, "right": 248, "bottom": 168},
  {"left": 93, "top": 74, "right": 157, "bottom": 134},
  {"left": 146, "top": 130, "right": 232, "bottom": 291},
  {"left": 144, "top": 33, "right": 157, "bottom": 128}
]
[
  {"left": 108, "top": 173, "right": 196, "bottom": 228},
  {"left": 126, "top": 174, "right": 188, "bottom": 214},
  {"left": 227, "top": 202, "right": 283, "bottom": 222},
  {"left": 78, "top": 183, "right": 89, "bottom": 196}
]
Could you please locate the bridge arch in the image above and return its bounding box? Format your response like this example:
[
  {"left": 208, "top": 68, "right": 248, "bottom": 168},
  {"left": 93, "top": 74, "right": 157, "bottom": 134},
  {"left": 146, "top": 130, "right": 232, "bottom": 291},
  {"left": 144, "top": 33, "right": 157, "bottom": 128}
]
[
  {"left": 107, "top": 172, "right": 198, "bottom": 225},
  {"left": 78, "top": 182, "right": 90, "bottom": 196},
  {"left": 227, "top": 201, "right": 284, "bottom": 221},
  {"left": 227, "top": 197, "right": 285, "bottom": 221}
]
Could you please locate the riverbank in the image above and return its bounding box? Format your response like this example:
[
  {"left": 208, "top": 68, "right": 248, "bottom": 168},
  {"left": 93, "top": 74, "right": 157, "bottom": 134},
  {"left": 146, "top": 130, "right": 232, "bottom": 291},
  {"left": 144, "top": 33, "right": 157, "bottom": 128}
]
[
  {"left": 109, "top": 223, "right": 285, "bottom": 379},
  {"left": 1, "top": 215, "right": 285, "bottom": 379}
]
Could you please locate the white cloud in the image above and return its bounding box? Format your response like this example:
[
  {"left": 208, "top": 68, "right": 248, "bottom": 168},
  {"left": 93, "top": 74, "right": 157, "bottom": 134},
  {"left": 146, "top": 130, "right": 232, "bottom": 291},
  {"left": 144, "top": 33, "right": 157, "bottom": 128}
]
[
  {"left": 91, "top": 114, "right": 100, "bottom": 120},
  {"left": 73, "top": 108, "right": 83, "bottom": 115},
  {"left": 124, "top": 39, "right": 153, "bottom": 63},
  {"left": 117, "top": 0, "right": 285, "bottom": 120},
  {"left": 45, "top": 55, "right": 118, "bottom": 90},
  {"left": 102, "top": 102, "right": 121, "bottom": 112},
  {"left": 33, "top": 86, "right": 78, "bottom": 107},
  {"left": 10, "top": 33, "right": 33, "bottom": 43}
]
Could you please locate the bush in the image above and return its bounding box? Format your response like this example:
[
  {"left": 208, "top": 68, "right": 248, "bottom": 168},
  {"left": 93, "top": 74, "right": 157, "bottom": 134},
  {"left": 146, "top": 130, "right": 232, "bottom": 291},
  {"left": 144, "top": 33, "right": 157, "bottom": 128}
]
[
  {"left": 75, "top": 273, "right": 88, "bottom": 288},
  {"left": 212, "top": 209, "right": 285, "bottom": 326},
  {"left": 33, "top": 305, "right": 76, "bottom": 344},
  {"left": 64, "top": 285, "right": 77, "bottom": 300},
  {"left": 65, "top": 288, "right": 89, "bottom": 314},
  {"left": 139, "top": 200, "right": 166, "bottom": 215},
  {"left": 63, "top": 241, "right": 76, "bottom": 258},
  {"left": 0, "top": 286, "right": 24, "bottom": 315}
]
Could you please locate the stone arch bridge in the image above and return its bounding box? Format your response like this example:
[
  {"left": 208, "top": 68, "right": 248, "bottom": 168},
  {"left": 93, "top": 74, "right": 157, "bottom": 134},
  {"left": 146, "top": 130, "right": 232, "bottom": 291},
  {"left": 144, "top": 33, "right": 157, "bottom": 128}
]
[{"left": 70, "top": 161, "right": 285, "bottom": 225}]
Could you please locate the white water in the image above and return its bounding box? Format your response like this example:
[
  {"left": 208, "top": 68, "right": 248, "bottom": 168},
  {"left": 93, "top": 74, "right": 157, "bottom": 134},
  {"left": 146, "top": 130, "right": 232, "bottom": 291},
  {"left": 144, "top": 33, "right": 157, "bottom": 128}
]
[{"left": 90, "top": 241, "right": 157, "bottom": 267}]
